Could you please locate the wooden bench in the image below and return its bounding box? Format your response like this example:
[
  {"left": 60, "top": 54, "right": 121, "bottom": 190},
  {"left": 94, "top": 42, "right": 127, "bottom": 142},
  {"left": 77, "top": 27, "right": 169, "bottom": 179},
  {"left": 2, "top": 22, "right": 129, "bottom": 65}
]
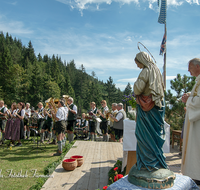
[{"left": 172, "top": 130, "right": 182, "bottom": 151}]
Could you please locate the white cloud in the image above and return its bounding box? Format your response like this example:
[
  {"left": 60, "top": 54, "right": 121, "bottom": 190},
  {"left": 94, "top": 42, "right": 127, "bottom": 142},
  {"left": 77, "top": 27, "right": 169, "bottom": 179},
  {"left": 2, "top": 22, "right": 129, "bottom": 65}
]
[
  {"left": 117, "top": 78, "right": 138, "bottom": 83},
  {"left": 115, "top": 83, "right": 129, "bottom": 90},
  {"left": 186, "top": 0, "right": 200, "bottom": 5},
  {"left": 166, "top": 76, "right": 176, "bottom": 80},
  {"left": 56, "top": 0, "right": 199, "bottom": 14},
  {"left": 0, "top": 15, "right": 33, "bottom": 35}
]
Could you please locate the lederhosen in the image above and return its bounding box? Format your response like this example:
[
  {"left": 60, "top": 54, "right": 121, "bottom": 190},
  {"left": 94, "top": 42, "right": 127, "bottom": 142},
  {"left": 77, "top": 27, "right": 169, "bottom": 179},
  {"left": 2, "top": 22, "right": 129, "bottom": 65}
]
[
  {"left": 89, "top": 108, "right": 97, "bottom": 133},
  {"left": 55, "top": 107, "right": 66, "bottom": 135},
  {"left": 100, "top": 107, "right": 108, "bottom": 134},
  {"left": 67, "top": 104, "right": 77, "bottom": 132},
  {"left": 64, "top": 105, "right": 68, "bottom": 130},
  {"left": 42, "top": 109, "right": 53, "bottom": 132},
  {"left": 0, "top": 107, "right": 7, "bottom": 132}
]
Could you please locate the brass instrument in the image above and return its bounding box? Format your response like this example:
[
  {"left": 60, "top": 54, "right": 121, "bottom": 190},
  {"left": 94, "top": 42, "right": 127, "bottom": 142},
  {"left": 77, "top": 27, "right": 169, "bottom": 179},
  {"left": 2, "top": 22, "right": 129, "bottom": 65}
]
[
  {"left": 62, "top": 95, "right": 69, "bottom": 107},
  {"left": 110, "top": 111, "right": 118, "bottom": 123},
  {"left": 49, "top": 98, "right": 58, "bottom": 114},
  {"left": 96, "top": 107, "right": 103, "bottom": 117},
  {"left": 43, "top": 98, "right": 52, "bottom": 115},
  {"left": 105, "top": 109, "right": 112, "bottom": 120},
  {"left": 85, "top": 113, "right": 92, "bottom": 121}
]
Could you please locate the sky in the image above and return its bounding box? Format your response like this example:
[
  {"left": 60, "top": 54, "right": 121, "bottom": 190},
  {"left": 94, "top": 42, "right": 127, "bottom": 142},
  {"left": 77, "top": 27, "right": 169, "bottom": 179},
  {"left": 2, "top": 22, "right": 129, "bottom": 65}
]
[{"left": 0, "top": 0, "right": 200, "bottom": 93}]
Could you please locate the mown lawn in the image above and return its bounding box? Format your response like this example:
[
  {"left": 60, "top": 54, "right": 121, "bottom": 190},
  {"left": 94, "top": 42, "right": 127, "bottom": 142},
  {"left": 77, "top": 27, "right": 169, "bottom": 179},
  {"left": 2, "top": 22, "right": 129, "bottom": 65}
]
[{"left": 0, "top": 138, "right": 73, "bottom": 190}]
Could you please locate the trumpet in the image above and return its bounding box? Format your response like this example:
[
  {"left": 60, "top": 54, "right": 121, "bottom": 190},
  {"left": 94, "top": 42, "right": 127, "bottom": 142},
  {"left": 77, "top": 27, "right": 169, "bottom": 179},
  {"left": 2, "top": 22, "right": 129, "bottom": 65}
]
[{"left": 96, "top": 107, "right": 103, "bottom": 117}]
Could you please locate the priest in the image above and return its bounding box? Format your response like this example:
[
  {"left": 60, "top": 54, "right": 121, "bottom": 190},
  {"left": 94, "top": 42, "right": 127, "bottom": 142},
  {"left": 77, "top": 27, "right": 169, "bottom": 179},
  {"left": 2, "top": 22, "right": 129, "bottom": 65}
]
[{"left": 181, "top": 58, "right": 200, "bottom": 185}]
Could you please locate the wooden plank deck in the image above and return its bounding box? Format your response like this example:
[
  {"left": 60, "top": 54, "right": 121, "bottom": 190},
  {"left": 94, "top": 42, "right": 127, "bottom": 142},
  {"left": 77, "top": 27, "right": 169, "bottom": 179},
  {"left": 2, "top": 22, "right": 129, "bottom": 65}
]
[{"left": 41, "top": 141, "right": 123, "bottom": 190}]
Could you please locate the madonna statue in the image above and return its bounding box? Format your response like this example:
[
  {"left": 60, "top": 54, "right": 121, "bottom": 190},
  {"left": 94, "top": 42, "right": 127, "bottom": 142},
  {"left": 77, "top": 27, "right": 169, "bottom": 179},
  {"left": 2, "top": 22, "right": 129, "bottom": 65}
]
[{"left": 128, "top": 51, "right": 175, "bottom": 189}]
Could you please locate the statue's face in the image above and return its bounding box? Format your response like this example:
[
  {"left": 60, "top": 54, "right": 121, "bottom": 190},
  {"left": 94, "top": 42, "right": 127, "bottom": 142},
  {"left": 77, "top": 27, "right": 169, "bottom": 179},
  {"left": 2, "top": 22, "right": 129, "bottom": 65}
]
[{"left": 135, "top": 60, "right": 144, "bottom": 69}]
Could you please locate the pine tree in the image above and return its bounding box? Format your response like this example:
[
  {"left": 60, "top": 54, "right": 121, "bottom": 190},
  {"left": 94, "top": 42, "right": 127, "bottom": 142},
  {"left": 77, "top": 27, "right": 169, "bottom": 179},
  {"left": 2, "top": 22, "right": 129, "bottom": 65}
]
[
  {"left": 65, "top": 73, "right": 75, "bottom": 98},
  {"left": 51, "top": 54, "right": 60, "bottom": 83},
  {"left": 124, "top": 82, "right": 132, "bottom": 95},
  {"left": 165, "top": 74, "right": 195, "bottom": 130},
  {"left": 28, "top": 62, "right": 44, "bottom": 107},
  {"left": 0, "top": 44, "right": 15, "bottom": 103},
  {"left": 105, "top": 76, "right": 118, "bottom": 107}
]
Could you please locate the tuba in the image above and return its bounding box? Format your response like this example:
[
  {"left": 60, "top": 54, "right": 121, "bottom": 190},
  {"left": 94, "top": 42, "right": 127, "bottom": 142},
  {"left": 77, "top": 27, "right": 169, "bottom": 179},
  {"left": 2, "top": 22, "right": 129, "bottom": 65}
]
[
  {"left": 43, "top": 98, "right": 52, "bottom": 115},
  {"left": 62, "top": 95, "right": 69, "bottom": 107},
  {"left": 50, "top": 98, "right": 58, "bottom": 114}
]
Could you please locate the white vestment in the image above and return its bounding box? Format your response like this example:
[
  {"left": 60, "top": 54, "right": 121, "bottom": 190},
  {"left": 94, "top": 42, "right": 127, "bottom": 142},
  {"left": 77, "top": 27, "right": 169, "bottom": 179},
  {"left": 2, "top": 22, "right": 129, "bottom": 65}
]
[{"left": 181, "top": 74, "right": 200, "bottom": 180}]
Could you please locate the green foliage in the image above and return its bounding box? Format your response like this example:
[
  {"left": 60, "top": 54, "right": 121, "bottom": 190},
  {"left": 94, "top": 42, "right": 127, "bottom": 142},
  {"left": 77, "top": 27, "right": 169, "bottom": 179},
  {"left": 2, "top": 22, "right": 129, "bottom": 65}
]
[
  {"left": 108, "top": 160, "right": 126, "bottom": 185},
  {"left": 165, "top": 74, "right": 195, "bottom": 131},
  {"left": 29, "top": 142, "right": 75, "bottom": 190},
  {"left": 0, "top": 32, "right": 124, "bottom": 112},
  {"left": 123, "top": 82, "right": 132, "bottom": 95},
  {"left": 127, "top": 112, "right": 136, "bottom": 120}
]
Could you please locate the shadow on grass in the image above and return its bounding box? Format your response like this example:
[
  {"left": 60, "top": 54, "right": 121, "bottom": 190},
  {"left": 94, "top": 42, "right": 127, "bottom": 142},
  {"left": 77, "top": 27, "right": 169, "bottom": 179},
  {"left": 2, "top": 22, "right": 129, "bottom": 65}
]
[{"left": 0, "top": 141, "right": 59, "bottom": 161}]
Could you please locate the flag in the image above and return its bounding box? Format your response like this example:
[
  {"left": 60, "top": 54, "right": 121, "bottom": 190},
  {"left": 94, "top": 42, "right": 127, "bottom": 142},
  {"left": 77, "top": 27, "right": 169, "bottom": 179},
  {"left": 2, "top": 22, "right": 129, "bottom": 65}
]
[
  {"left": 158, "top": 0, "right": 167, "bottom": 24},
  {"left": 160, "top": 32, "right": 166, "bottom": 55}
]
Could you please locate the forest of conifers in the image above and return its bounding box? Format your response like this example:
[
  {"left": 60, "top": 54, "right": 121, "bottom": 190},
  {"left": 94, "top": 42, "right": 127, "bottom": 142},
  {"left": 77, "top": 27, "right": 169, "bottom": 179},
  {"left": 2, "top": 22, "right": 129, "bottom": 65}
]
[
  {"left": 0, "top": 32, "right": 131, "bottom": 114},
  {"left": 1, "top": 31, "right": 197, "bottom": 131}
]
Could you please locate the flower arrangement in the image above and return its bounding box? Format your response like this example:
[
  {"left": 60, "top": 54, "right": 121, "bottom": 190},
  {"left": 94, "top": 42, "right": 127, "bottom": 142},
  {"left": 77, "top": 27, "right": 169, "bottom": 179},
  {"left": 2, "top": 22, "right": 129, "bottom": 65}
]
[
  {"left": 122, "top": 92, "right": 137, "bottom": 108},
  {"left": 96, "top": 160, "right": 125, "bottom": 190},
  {"left": 122, "top": 92, "right": 137, "bottom": 120}
]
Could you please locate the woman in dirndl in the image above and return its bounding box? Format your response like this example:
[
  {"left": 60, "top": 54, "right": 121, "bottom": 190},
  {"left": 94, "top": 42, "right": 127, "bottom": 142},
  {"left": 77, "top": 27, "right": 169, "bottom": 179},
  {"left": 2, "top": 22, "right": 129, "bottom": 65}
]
[
  {"left": 4, "top": 102, "right": 17, "bottom": 142},
  {"left": 11, "top": 102, "right": 25, "bottom": 147}
]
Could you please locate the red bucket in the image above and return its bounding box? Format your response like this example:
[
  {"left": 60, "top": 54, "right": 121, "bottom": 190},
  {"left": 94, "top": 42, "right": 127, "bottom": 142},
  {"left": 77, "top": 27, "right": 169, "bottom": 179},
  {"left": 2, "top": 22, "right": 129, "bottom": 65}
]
[
  {"left": 70, "top": 155, "right": 84, "bottom": 167},
  {"left": 62, "top": 158, "right": 77, "bottom": 171}
]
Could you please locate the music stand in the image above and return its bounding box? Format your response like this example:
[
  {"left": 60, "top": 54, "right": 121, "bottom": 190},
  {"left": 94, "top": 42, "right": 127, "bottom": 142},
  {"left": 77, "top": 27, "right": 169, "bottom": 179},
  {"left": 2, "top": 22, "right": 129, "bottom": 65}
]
[
  {"left": 29, "top": 128, "right": 46, "bottom": 153},
  {"left": 75, "top": 128, "right": 83, "bottom": 140}
]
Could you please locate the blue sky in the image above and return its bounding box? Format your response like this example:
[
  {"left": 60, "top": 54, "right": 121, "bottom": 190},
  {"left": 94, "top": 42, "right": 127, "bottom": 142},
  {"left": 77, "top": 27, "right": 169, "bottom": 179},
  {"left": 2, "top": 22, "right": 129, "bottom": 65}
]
[{"left": 0, "top": 0, "right": 200, "bottom": 93}]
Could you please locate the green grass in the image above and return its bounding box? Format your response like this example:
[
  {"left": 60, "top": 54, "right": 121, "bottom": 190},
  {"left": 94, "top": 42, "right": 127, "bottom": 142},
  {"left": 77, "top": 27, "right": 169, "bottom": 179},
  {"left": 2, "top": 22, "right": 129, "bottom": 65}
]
[{"left": 0, "top": 138, "right": 74, "bottom": 190}]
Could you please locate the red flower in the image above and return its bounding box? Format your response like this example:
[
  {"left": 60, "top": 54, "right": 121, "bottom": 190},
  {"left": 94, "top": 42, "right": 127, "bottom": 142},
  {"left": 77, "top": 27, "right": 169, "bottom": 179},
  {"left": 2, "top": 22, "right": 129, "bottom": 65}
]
[
  {"left": 113, "top": 167, "right": 118, "bottom": 171},
  {"left": 114, "top": 174, "right": 124, "bottom": 182},
  {"left": 103, "top": 186, "right": 108, "bottom": 189}
]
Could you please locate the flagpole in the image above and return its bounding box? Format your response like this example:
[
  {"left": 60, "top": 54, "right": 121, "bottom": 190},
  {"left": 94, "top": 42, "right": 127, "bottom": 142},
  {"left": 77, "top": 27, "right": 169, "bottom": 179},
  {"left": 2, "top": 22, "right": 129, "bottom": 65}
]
[{"left": 164, "top": 23, "right": 167, "bottom": 89}]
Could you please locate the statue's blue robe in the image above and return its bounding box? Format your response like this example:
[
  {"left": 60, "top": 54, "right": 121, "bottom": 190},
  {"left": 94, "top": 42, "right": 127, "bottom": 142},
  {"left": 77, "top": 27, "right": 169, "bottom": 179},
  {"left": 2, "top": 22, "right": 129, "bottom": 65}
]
[{"left": 135, "top": 103, "right": 168, "bottom": 171}]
